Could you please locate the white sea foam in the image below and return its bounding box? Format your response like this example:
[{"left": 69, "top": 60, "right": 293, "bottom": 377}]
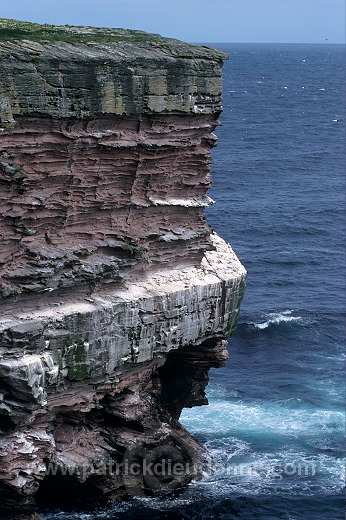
[
  {"left": 181, "top": 398, "right": 345, "bottom": 444},
  {"left": 193, "top": 447, "right": 345, "bottom": 498},
  {"left": 253, "top": 310, "right": 302, "bottom": 329},
  {"left": 204, "top": 437, "right": 251, "bottom": 464},
  {"left": 181, "top": 398, "right": 345, "bottom": 496}
]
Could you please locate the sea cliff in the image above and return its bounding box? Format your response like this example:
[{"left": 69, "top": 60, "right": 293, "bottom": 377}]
[{"left": 0, "top": 19, "right": 246, "bottom": 515}]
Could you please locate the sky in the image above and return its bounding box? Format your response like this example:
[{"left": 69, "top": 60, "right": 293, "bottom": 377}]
[{"left": 1, "top": 0, "right": 345, "bottom": 44}]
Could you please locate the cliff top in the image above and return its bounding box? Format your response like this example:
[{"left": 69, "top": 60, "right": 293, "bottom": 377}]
[
  {"left": 0, "top": 18, "right": 228, "bottom": 122},
  {"left": 0, "top": 18, "right": 228, "bottom": 60}
]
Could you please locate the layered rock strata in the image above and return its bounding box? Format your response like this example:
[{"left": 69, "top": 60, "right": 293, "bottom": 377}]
[{"left": 0, "top": 19, "right": 246, "bottom": 515}]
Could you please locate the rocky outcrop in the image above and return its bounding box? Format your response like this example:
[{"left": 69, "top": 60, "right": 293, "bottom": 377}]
[{"left": 0, "top": 19, "right": 246, "bottom": 515}]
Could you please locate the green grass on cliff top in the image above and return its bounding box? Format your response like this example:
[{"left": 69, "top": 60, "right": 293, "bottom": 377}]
[
  {"left": 0, "top": 18, "right": 228, "bottom": 60},
  {"left": 0, "top": 18, "right": 166, "bottom": 43}
]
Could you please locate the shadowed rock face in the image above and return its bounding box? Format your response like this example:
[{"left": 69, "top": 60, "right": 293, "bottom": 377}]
[
  {"left": 0, "top": 20, "right": 245, "bottom": 515},
  {"left": 1, "top": 338, "right": 229, "bottom": 512}
]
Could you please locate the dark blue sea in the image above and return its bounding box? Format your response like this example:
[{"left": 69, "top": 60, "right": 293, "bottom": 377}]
[{"left": 42, "top": 44, "right": 345, "bottom": 520}]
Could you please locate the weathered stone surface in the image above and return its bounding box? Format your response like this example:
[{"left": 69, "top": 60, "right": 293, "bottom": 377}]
[
  {"left": 0, "top": 113, "right": 219, "bottom": 298},
  {"left": 0, "top": 18, "right": 227, "bottom": 126},
  {"left": 0, "top": 233, "right": 245, "bottom": 418},
  {"left": 0, "top": 19, "right": 245, "bottom": 514}
]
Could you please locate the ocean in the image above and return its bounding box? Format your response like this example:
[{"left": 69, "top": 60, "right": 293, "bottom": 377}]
[{"left": 42, "top": 44, "right": 345, "bottom": 519}]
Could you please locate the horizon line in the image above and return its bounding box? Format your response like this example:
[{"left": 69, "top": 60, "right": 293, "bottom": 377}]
[{"left": 193, "top": 41, "right": 345, "bottom": 45}]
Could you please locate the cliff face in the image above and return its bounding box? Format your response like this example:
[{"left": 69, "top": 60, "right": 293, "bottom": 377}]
[
  {"left": 0, "top": 113, "right": 218, "bottom": 297},
  {"left": 0, "top": 20, "right": 246, "bottom": 515}
]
